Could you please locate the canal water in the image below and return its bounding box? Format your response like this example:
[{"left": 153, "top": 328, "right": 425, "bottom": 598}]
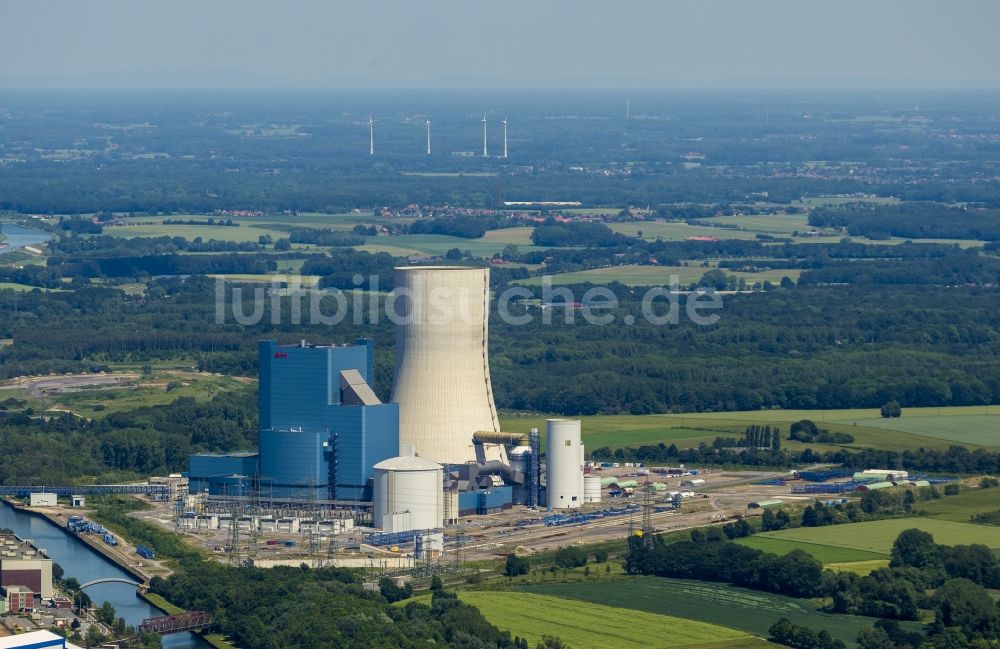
[
  {"left": 0, "top": 223, "right": 53, "bottom": 254},
  {"left": 0, "top": 503, "right": 207, "bottom": 648}
]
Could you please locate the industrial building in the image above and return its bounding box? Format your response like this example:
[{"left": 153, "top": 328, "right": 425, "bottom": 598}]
[
  {"left": 2, "top": 585, "right": 34, "bottom": 612},
  {"left": 0, "top": 630, "right": 83, "bottom": 649},
  {"left": 189, "top": 338, "right": 399, "bottom": 502},
  {"left": 854, "top": 469, "right": 908, "bottom": 483},
  {"left": 187, "top": 266, "right": 586, "bottom": 536},
  {"left": 0, "top": 534, "right": 54, "bottom": 600},
  {"left": 188, "top": 452, "right": 259, "bottom": 496},
  {"left": 28, "top": 493, "right": 56, "bottom": 507}
]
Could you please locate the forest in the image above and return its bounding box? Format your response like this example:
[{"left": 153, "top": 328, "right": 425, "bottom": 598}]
[
  {"left": 809, "top": 203, "right": 1000, "bottom": 241},
  {"left": 1, "top": 274, "right": 999, "bottom": 413},
  {"left": 0, "top": 390, "right": 257, "bottom": 484},
  {"left": 150, "top": 564, "right": 529, "bottom": 649},
  {"left": 589, "top": 439, "right": 1000, "bottom": 475}
]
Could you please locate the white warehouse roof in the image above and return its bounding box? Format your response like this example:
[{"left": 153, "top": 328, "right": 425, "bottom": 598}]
[
  {"left": 0, "top": 630, "right": 82, "bottom": 649},
  {"left": 373, "top": 456, "right": 443, "bottom": 472}
]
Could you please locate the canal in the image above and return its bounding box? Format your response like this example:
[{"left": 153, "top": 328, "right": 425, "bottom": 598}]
[
  {"left": 0, "top": 503, "right": 208, "bottom": 648},
  {"left": 0, "top": 223, "right": 53, "bottom": 254}
]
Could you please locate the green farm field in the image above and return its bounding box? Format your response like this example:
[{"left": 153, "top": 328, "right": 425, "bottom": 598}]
[
  {"left": 207, "top": 274, "right": 320, "bottom": 286},
  {"left": 107, "top": 220, "right": 289, "bottom": 243},
  {"left": 824, "top": 560, "right": 892, "bottom": 575},
  {"left": 0, "top": 282, "right": 62, "bottom": 292},
  {"left": 521, "top": 576, "right": 915, "bottom": 648},
  {"left": 612, "top": 212, "right": 985, "bottom": 248},
  {"left": 917, "top": 488, "right": 1000, "bottom": 523},
  {"left": 480, "top": 226, "right": 536, "bottom": 245},
  {"left": 444, "top": 591, "right": 763, "bottom": 649},
  {"left": 798, "top": 196, "right": 901, "bottom": 208},
  {"left": 706, "top": 214, "right": 807, "bottom": 234},
  {"left": 756, "top": 518, "right": 1000, "bottom": 554},
  {"left": 610, "top": 221, "right": 760, "bottom": 241},
  {"left": 499, "top": 406, "right": 1000, "bottom": 452},
  {"left": 833, "top": 413, "right": 1000, "bottom": 446},
  {"left": 359, "top": 233, "right": 542, "bottom": 257},
  {"left": 734, "top": 536, "right": 889, "bottom": 563}
]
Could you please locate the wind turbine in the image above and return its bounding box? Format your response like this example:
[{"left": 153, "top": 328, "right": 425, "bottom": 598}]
[
  {"left": 368, "top": 115, "right": 375, "bottom": 156},
  {"left": 501, "top": 117, "right": 508, "bottom": 159},
  {"left": 425, "top": 119, "right": 432, "bottom": 155},
  {"left": 482, "top": 113, "right": 488, "bottom": 158}
]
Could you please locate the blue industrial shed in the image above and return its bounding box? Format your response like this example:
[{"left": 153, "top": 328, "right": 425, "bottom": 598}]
[
  {"left": 188, "top": 452, "right": 259, "bottom": 495},
  {"left": 190, "top": 339, "right": 398, "bottom": 501}
]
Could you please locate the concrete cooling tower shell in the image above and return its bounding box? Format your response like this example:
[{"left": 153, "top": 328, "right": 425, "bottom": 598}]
[{"left": 391, "top": 266, "right": 506, "bottom": 465}]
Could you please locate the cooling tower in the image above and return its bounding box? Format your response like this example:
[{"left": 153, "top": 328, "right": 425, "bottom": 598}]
[{"left": 391, "top": 266, "right": 507, "bottom": 465}]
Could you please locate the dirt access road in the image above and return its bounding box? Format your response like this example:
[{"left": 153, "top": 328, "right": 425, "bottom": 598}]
[{"left": 0, "top": 373, "right": 140, "bottom": 399}]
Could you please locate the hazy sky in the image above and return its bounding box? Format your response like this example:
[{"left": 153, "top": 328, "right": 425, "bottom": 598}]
[{"left": 4, "top": 0, "right": 999, "bottom": 88}]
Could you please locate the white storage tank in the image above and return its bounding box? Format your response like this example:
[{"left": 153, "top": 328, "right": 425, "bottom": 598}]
[
  {"left": 546, "top": 419, "right": 584, "bottom": 509},
  {"left": 373, "top": 455, "right": 444, "bottom": 532},
  {"left": 584, "top": 475, "right": 602, "bottom": 504}
]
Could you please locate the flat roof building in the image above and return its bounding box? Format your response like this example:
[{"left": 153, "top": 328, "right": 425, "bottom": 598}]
[
  {"left": 0, "top": 534, "right": 53, "bottom": 598},
  {"left": 0, "top": 630, "right": 83, "bottom": 649},
  {"left": 259, "top": 339, "right": 399, "bottom": 501},
  {"left": 191, "top": 339, "right": 399, "bottom": 502}
]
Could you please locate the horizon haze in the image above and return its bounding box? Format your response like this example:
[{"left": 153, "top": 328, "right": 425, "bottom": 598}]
[{"left": 3, "top": 0, "right": 1000, "bottom": 90}]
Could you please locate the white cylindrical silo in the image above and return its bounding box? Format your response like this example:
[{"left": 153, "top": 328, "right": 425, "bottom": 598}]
[
  {"left": 546, "top": 419, "right": 584, "bottom": 509},
  {"left": 372, "top": 456, "right": 444, "bottom": 533},
  {"left": 391, "top": 266, "right": 506, "bottom": 465},
  {"left": 584, "top": 475, "right": 602, "bottom": 504}
]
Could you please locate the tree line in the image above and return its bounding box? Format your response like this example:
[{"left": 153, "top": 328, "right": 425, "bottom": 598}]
[
  {"left": 628, "top": 527, "right": 1000, "bottom": 649},
  {"left": 809, "top": 202, "right": 1000, "bottom": 241}
]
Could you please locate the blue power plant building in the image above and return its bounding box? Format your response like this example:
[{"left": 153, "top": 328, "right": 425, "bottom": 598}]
[{"left": 188, "top": 339, "right": 399, "bottom": 502}]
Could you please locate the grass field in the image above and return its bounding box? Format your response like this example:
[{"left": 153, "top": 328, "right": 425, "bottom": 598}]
[
  {"left": 0, "top": 282, "right": 62, "bottom": 292},
  {"left": 610, "top": 212, "right": 985, "bottom": 248},
  {"left": 499, "top": 406, "right": 1000, "bottom": 452},
  {"left": 515, "top": 264, "right": 800, "bottom": 287},
  {"left": 208, "top": 274, "right": 320, "bottom": 286},
  {"left": 825, "top": 560, "right": 891, "bottom": 575},
  {"left": 610, "top": 221, "right": 760, "bottom": 242},
  {"left": 499, "top": 413, "right": 722, "bottom": 449},
  {"left": 445, "top": 591, "right": 762, "bottom": 649},
  {"left": 107, "top": 221, "right": 289, "bottom": 243},
  {"left": 706, "top": 214, "right": 808, "bottom": 235},
  {"left": 798, "top": 196, "right": 901, "bottom": 208},
  {"left": 757, "top": 518, "right": 1000, "bottom": 554},
  {"left": 734, "top": 536, "right": 889, "bottom": 563},
  {"left": 521, "top": 576, "right": 915, "bottom": 647},
  {"left": 359, "top": 233, "right": 542, "bottom": 257},
  {"left": 834, "top": 413, "right": 1000, "bottom": 447},
  {"left": 49, "top": 373, "right": 249, "bottom": 418},
  {"left": 480, "top": 226, "right": 536, "bottom": 245},
  {"left": 917, "top": 488, "right": 1000, "bottom": 523}
]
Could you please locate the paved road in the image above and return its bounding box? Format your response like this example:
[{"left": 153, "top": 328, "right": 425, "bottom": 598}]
[{"left": 0, "top": 373, "right": 139, "bottom": 398}]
